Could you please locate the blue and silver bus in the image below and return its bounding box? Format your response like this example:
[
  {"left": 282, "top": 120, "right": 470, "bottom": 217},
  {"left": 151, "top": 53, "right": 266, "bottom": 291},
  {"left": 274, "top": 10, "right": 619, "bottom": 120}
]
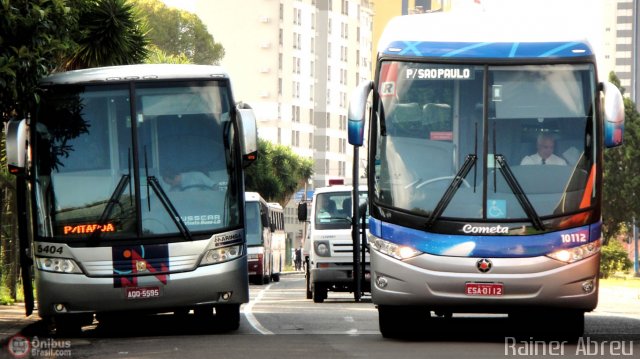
[
  {"left": 348, "top": 12, "right": 625, "bottom": 338},
  {"left": 5, "top": 64, "right": 258, "bottom": 333}
]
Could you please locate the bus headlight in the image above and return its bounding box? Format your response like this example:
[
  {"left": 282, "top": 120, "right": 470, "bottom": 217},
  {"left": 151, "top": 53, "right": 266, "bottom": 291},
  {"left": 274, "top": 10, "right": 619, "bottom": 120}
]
[
  {"left": 546, "top": 240, "right": 601, "bottom": 264},
  {"left": 369, "top": 237, "right": 422, "bottom": 260},
  {"left": 35, "top": 257, "right": 83, "bottom": 274},
  {"left": 201, "top": 245, "right": 243, "bottom": 266},
  {"left": 314, "top": 241, "right": 330, "bottom": 257}
]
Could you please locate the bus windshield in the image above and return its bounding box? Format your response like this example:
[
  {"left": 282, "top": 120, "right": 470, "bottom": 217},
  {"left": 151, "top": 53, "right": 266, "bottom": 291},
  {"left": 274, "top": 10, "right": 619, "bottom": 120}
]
[
  {"left": 374, "top": 61, "right": 596, "bottom": 222},
  {"left": 34, "top": 81, "right": 241, "bottom": 240},
  {"left": 245, "top": 201, "right": 263, "bottom": 246}
]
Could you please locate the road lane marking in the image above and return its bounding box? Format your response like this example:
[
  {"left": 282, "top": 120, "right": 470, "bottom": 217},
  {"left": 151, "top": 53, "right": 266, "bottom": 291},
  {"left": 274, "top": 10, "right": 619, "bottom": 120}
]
[{"left": 243, "top": 284, "right": 275, "bottom": 335}]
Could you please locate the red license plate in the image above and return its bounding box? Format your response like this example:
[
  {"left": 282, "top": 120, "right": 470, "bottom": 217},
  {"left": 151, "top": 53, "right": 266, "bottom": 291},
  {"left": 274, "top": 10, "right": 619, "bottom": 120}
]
[
  {"left": 125, "top": 287, "right": 161, "bottom": 300},
  {"left": 465, "top": 282, "right": 503, "bottom": 296}
]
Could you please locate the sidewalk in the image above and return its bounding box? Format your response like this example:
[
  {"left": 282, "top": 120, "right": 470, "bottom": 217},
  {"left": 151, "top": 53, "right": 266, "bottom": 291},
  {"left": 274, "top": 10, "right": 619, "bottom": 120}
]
[{"left": 0, "top": 303, "right": 39, "bottom": 345}]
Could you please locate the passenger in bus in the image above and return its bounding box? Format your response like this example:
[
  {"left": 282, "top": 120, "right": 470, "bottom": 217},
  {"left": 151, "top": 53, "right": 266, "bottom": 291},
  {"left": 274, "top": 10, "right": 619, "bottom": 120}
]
[
  {"left": 520, "top": 133, "right": 567, "bottom": 166},
  {"left": 162, "top": 167, "right": 217, "bottom": 191}
]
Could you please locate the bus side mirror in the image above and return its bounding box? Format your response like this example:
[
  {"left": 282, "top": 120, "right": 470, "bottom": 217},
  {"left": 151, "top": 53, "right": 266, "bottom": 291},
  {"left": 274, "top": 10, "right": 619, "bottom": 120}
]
[
  {"left": 5, "top": 119, "right": 28, "bottom": 176},
  {"left": 297, "top": 202, "right": 308, "bottom": 221},
  {"left": 348, "top": 81, "right": 373, "bottom": 147},
  {"left": 602, "top": 81, "right": 625, "bottom": 148},
  {"left": 237, "top": 104, "right": 258, "bottom": 167}
]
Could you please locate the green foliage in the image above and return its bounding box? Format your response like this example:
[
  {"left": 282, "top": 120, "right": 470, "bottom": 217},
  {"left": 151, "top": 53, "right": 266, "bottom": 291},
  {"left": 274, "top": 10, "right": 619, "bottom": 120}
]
[
  {"left": 0, "top": 0, "right": 73, "bottom": 121},
  {"left": 145, "top": 45, "right": 191, "bottom": 64},
  {"left": 600, "top": 239, "right": 633, "bottom": 278},
  {"left": 603, "top": 72, "right": 640, "bottom": 239},
  {"left": 61, "top": 0, "right": 149, "bottom": 70},
  {"left": 136, "top": 0, "right": 224, "bottom": 65},
  {"left": 245, "top": 139, "right": 313, "bottom": 206}
]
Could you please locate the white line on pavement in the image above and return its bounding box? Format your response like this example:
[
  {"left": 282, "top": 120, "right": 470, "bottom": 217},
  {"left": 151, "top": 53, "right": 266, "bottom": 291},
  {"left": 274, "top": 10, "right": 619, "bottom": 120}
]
[{"left": 243, "top": 284, "right": 275, "bottom": 335}]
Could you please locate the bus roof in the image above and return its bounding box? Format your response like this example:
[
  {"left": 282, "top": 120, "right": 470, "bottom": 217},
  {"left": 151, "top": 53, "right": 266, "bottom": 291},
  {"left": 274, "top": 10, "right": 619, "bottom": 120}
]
[
  {"left": 41, "top": 64, "right": 230, "bottom": 86},
  {"left": 378, "top": 12, "right": 594, "bottom": 59},
  {"left": 245, "top": 192, "right": 265, "bottom": 203}
]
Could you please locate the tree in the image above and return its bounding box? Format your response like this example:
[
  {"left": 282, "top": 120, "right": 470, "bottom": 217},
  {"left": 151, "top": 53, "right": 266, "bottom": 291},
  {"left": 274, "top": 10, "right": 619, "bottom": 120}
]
[
  {"left": 1, "top": 0, "right": 73, "bottom": 122},
  {"left": 245, "top": 139, "right": 313, "bottom": 206},
  {"left": 135, "top": 0, "right": 224, "bottom": 65},
  {"left": 145, "top": 45, "right": 191, "bottom": 64},
  {"left": 602, "top": 72, "right": 640, "bottom": 240},
  {"left": 60, "top": 0, "right": 149, "bottom": 70}
]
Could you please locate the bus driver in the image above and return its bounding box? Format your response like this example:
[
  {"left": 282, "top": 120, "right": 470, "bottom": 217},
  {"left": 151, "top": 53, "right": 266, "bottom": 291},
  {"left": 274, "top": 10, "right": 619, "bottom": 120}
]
[{"left": 520, "top": 133, "right": 567, "bottom": 166}]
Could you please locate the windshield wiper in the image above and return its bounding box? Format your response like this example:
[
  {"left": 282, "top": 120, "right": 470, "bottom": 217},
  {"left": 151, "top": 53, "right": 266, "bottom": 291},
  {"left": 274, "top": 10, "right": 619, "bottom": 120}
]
[
  {"left": 88, "top": 174, "right": 131, "bottom": 241},
  {"left": 147, "top": 176, "right": 193, "bottom": 241},
  {"left": 494, "top": 154, "right": 545, "bottom": 231},
  {"left": 425, "top": 154, "right": 477, "bottom": 228}
]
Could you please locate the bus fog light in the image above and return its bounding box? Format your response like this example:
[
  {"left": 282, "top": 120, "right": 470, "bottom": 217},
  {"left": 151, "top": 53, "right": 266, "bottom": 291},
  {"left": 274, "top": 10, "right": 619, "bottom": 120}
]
[
  {"left": 376, "top": 276, "right": 388, "bottom": 288},
  {"left": 201, "top": 245, "right": 243, "bottom": 266},
  {"left": 582, "top": 280, "right": 595, "bottom": 293},
  {"left": 54, "top": 304, "right": 67, "bottom": 313},
  {"left": 36, "top": 257, "right": 83, "bottom": 274},
  {"left": 219, "top": 291, "right": 232, "bottom": 301}
]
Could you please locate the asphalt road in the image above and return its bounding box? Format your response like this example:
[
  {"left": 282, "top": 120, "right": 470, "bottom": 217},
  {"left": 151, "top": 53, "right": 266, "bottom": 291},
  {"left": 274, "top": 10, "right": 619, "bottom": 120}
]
[{"left": 2, "top": 273, "right": 640, "bottom": 359}]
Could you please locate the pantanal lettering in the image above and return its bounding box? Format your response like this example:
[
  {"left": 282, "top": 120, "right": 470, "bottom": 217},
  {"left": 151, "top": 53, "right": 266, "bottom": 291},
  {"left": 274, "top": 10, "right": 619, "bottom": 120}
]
[{"left": 64, "top": 223, "right": 115, "bottom": 235}]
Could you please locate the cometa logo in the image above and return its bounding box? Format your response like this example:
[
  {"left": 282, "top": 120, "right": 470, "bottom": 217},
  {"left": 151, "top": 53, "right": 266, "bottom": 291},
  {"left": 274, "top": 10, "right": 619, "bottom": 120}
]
[
  {"left": 63, "top": 223, "right": 115, "bottom": 234},
  {"left": 462, "top": 224, "right": 509, "bottom": 234}
]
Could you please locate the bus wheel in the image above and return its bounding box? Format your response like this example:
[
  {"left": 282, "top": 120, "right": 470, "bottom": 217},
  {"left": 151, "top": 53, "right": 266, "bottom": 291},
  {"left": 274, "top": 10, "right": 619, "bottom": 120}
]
[
  {"left": 194, "top": 305, "right": 214, "bottom": 319},
  {"left": 378, "top": 305, "right": 429, "bottom": 339},
  {"left": 510, "top": 310, "right": 584, "bottom": 342},
  {"left": 313, "top": 284, "right": 327, "bottom": 303},
  {"left": 216, "top": 304, "right": 241, "bottom": 331},
  {"left": 54, "top": 313, "right": 92, "bottom": 336}
]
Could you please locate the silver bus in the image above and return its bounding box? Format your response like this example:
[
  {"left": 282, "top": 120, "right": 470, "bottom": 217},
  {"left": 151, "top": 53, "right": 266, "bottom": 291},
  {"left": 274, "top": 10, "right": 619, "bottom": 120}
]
[
  {"left": 5, "top": 64, "right": 258, "bottom": 334},
  {"left": 348, "top": 12, "right": 625, "bottom": 339}
]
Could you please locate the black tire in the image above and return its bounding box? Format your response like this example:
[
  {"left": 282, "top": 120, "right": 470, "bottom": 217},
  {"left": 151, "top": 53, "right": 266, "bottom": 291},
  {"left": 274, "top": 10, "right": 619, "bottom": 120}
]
[
  {"left": 305, "top": 260, "right": 312, "bottom": 299},
  {"left": 54, "top": 313, "right": 92, "bottom": 336},
  {"left": 271, "top": 273, "right": 280, "bottom": 282},
  {"left": 194, "top": 305, "right": 214, "bottom": 318},
  {"left": 378, "top": 305, "right": 430, "bottom": 339},
  {"left": 312, "top": 284, "right": 326, "bottom": 303},
  {"left": 216, "top": 304, "right": 241, "bottom": 331},
  {"left": 509, "top": 310, "right": 584, "bottom": 342},
  {"left": 262, "top": 274, "right": 271, "bottom": 284}
]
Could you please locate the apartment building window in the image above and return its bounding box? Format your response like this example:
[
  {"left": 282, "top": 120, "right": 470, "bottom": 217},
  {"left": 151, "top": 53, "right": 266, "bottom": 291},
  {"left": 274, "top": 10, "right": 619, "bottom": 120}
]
[
  {"left": 309, "top": 85, "right": 314, "bottom": 101},
  {"left": 325, "top": 159, "right": 330, "bottom": 175},
  {"left": 326, "top": 136, "right": 330, "bottom": 151},
  {"left": 327, "top": 89, "right": 331, "bottom": 105},
  {"left": 309, "top": 133, "right": 313, "bottom": 149},
  {"left": 327, "top": 65, "right": 332, "bottom": 81},
  {"left": 328, "top": 18, "right": 332, "bottom": 35},
  {"left": 356, "top": 50, "right": 360, "bottom": 66},
  {"left": 310, "top": 60, "right": 315, "bottom": 76},
  {"left": 326, "top": 113, "right": 331, "bottom": 128},
  {"left": 342, "top": 0, "right": 348, "bottom": 15},
  {"left": 278, "top": 78, "right": 282, "bottom": 96},
  {"left": 309, "top": 109, "right": 314, "bottom": 125},
  {"left": 311, "top": 12, "right": 316, "bottom": 30},
  {"left": 311, "top": 38, "right": 315, "bottom": 54},
  {"left": 279, "top": 29, "right": 283, "bottom": 46},
  {"left": 278, "top": 128, "right": 282, "bottom": 144},
  {"left": 279, "top": 3, "right": 283, "bottom": 21}
]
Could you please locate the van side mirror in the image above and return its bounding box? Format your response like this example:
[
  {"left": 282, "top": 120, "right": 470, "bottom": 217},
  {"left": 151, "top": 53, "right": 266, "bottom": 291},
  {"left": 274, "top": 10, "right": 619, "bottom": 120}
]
[{"left": 297, "top": 202, "right": 308, "bottom": 221}]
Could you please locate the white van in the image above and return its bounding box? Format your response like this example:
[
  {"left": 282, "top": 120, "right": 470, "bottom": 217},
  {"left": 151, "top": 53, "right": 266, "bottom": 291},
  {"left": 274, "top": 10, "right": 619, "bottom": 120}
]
[{"left": 299, "top": 185, "right": 369, "bottom": 302}]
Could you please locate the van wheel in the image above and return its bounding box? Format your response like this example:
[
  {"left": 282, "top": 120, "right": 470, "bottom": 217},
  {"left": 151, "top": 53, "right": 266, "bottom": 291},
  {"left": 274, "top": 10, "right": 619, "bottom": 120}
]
[
  {"left": 305, "top": 265, "right": 312, "bottom": 299},
  {"left": 313, "top": 284, "right": 327, "bottom": 303}
]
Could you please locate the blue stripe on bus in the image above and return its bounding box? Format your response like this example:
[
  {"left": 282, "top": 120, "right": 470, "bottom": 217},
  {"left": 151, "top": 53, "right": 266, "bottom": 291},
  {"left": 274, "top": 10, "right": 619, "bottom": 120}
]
[
  {"left": 369, "top": 218, "right": 601, "bottom": 258},
  {"left": 383, "top": 41, "right": 593, "bottom": 58}
]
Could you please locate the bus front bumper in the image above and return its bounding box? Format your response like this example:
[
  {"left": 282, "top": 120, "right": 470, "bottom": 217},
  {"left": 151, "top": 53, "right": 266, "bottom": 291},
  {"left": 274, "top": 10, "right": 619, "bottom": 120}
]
[
  {"left": 370, "top": 249, "right": 599, "bottom": 312},
  {"left": 35, "top": 256, "right": 249, "bottom": 317}
]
